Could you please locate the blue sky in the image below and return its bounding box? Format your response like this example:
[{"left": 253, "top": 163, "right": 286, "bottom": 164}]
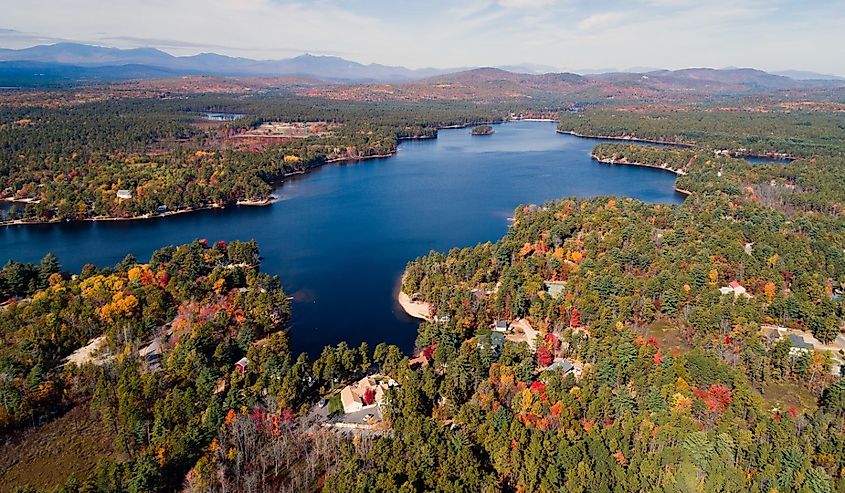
[{"left": 2, "top": 0, "right": 844, "bottom": 75}]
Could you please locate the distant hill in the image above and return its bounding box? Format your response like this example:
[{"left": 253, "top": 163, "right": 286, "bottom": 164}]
[
  {"left": 593, "top": 67, "right": 844, "bottom": 91},
  {"left": 1, "top": 43, "right": 842, "bottom": 93},
  {"left": 773, "top": 70, "right": 845, "bottom": 81},
  {"left": 425, "top": 67, "right": 586, "bottom": 85},
  {"left": 0, "top": 43, "right": 454, "bottom": 84},
  {"left": 0, "top": 60, "right": 182, "bottom": 87}
]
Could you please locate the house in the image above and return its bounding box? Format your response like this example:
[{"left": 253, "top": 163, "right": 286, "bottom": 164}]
[
  {"left": 235, "top": 357, "right": 249, "bottom": 373},
  {"left": 409, "top": 348, "right": 432, "bottom": 368},
  {"left": 434, "top": 313, "right": 451, "bottom": 324},
  {"left": 491, "top": 331, "right": 505, "bottom": 349},
  {"left": 545, "top": 359, "right": 574, "bottom": 374},
  {"left": 719, "top": 280, "right": 749, "bottom": 298},
  {"left": 788, "top": 334, "right": 813, "bottom": 356},
  {"left": 493, "top": 320, "right": 510, "bottom": 333},
  {"left": 340, "top": 375, "right": 397, "bottom": 414},
  {"left": 543, "top": 281, "right": 566, "bottom": 298},
  {"left": 116, "top": 189, "right": 133, "bottom": 200},
  {"left": 477, "top": 332, "right": 505, "bottom": 353}
]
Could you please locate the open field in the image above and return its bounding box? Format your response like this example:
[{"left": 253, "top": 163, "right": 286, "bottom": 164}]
[
  {"left": 643, "top": 319, "right": 691, "bottom": 352},
  {"left": 0, "top": 404, "right": 114, "bottom": 493},
  {"left": 759, "top": 381, "right": 819, "bottom": 415}
]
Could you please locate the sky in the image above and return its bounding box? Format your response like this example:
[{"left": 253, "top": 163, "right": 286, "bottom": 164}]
[{"left": 1, "top": 0, "right": 844, "bottom": 75}]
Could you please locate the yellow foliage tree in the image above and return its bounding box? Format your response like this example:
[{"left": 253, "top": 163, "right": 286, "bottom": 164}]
[
  {"left": 708, "top": 269, "right": 719, "bottom": 286},
  {"left": 764, "top": 282, "right": 776, "bottom": 302}
]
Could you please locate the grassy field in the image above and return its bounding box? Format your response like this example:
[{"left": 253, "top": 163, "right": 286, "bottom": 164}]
[
  {"left": 643, "top": 319, "right": 691, "bottom": 352},
  {"left": 759, "top": 381, "right": 819, "bottom": 415},
  {"left": 0, "top": 403, "right": 114, "bottom": 493}
]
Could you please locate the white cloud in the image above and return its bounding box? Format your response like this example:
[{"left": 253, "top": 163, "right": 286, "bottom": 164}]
[
  {"left": 498, "top": 0, "right": 556, "bottom": 8},
  {"left": 0, "top": 0, "right": 844, "bottom": 75},
  {"left": 577, "top": 11, "right": 626, "bottom": 31}
]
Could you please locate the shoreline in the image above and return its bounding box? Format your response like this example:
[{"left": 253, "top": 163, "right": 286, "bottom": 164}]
[
  {"left": 3, "top": 120, "right": 651, "bottom": 227},
  {"left": 557, "top": 129, "right": 693, "bottom": 147},
  {"left": 397, "top": 291, "right": 432, "bottom": 322},
  {"left": 591, "top": 154, "right": 687, "bottom": 176},
  {"left": 590, "top": 154, "right": 691, "bottom": 197},
  {"left": 1, "top": 121, "right": 495, "bottom": 228},
  {"left": 325, "top": 152, "right": 396, "bottom": 164},
  {"left": 562, "top": 129, "right": 797, "bottom": 162},
  {"left": 0, "top": 199, "right": 277, "bottom": 227}
]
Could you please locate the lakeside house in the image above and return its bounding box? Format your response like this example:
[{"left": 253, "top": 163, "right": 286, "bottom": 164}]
[
  {"left": 409, "top": 352, "right": 431, "bottom": 368},
  {"left": 116, "top": 189, "right": 133, "bottom": 200},
  {"left": 340, "top": 375, "right": 397, "bottom": 414}
]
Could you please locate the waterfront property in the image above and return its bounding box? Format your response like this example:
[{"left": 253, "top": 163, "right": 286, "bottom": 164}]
[
  {"left": 340, "top": 375, "right": 397, "bottom": 414},
  {"left": 1, "top": 122, "right": 685, "bottom": 357}
]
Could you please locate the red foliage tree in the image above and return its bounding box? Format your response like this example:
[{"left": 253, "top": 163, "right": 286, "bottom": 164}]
[
  {"left": 537, "top": 346, "right": 553, "bottom": 367},
  {"left": 363, "top": 388, "right": 376, "bottom": 406},
  {"left": 694, "top": 384, "right": 733, "bottom": 413},
  {"left": 570, "top": 308, "right": 581, "bottom": 328}
]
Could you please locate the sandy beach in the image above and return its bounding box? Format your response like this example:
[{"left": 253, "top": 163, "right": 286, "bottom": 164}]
[{"left": 397, "top": 291, "right": 432, "bottom": 322}]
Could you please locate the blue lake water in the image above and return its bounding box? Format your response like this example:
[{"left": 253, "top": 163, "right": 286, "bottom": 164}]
[
  {"left": 203, "top": 112, "right": 245, "bottom": 121},
  {"left": 743, "top": 155, "right": 793, "bottom": 165},
  {"left": 1, "top": 121, "right": 685, "bottom": 356}
]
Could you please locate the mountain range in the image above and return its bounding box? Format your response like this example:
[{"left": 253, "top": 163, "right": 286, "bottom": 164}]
[
  {"left": 0, "top": 43, "right": 843, "bottom": 89},
  {"left": 0, "top": 43, "right": 456, "bottom": 83}
]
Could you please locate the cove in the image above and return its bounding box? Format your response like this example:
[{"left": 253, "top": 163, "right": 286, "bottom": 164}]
[{"left": 0, "top": 121, "right": 685, "bottom": 357}]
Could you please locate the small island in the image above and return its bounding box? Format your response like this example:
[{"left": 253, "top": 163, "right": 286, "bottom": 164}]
[{"left": 471, "top": 124, "right": 494, "bottom": 136}]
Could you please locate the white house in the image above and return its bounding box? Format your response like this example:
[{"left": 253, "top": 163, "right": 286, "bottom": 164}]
[{"left": 720, "top": 280, "right": 749, "bottom": 298}]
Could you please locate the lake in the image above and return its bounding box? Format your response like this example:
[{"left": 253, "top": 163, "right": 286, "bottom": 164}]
[
  {"left": 0, "top": 121, "right": 685, "bottom": 357},
  {"left": 203, "top": 112, "right": 245, "bottom": 121}
]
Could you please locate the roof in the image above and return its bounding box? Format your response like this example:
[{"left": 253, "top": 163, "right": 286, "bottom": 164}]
[
  {"left": 729, "top": 280, "right": 742, "bottom": 289},
  {"left": 490, "top": 332, "right": 505, "bottom": 346},
  {"left": 543, "top": 281, "right": 566, "bottom": 298},
  {"left": 494, "top": 320, "right": 509, "bottom": 329},
  {"left": 547, "top": 359, "right": 574, "bottom": 373},
  {"left": 235, "top": 357, "right": 249, "bottom": 367},
  {"left": 340, "top": 375, "right": 395, "bottom": 413},
  {"left": 788, "top": 334, "right": 813, "bottom": 349}
]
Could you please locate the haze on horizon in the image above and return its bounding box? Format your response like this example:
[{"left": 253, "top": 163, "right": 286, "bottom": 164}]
[{"left": 1, "top": 0, "right": 844, "bottom": 76}]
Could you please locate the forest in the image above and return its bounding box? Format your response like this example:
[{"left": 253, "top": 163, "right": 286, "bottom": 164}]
[
  {"left": 0, "top": 96, "right": 507, "bottom": 223},
  {"left": 2, "top": 94, "right": 845, "bottom": 492}
]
